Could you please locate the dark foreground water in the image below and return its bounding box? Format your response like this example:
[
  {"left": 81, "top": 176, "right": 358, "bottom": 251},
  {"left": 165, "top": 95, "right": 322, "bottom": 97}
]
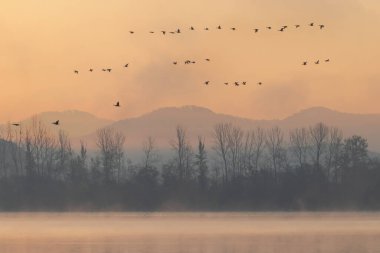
[{"left": 0, "top": 212, "right": 379, "bottom": 253}]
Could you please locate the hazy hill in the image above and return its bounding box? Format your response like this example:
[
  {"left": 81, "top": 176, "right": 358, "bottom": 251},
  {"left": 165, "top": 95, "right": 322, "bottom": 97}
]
[
  {"left": 80, "top": 106, "right": 380, "bottom": 152},
  {"left": 2, "top": 110, "right": 114, "bottom": 139}
]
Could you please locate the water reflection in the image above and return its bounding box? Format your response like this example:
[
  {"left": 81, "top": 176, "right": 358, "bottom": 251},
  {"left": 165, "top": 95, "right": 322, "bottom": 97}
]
[{"left": 0, "top": 213, "right": 379, "bottom": 253}]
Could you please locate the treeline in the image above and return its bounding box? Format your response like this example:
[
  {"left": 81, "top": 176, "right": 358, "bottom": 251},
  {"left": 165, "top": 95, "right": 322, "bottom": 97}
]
[{"left": 0, "top": 118, "right": 380, "bottom": 211}]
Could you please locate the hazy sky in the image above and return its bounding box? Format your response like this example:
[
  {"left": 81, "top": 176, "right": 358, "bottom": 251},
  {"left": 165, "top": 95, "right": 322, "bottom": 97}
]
[{"left": 1, "top": 0, "right": 380, "bottom": 123}]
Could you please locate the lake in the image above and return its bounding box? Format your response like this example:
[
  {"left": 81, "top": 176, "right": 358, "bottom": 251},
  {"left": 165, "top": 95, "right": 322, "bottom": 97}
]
[{"left": 0, "top": 212, "right": 379, "bottom": 253}]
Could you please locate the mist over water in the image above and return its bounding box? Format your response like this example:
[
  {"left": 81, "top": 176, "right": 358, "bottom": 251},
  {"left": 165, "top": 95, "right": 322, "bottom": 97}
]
[{"left": 0, "top": 212, "right": 379, "bottom": 253}]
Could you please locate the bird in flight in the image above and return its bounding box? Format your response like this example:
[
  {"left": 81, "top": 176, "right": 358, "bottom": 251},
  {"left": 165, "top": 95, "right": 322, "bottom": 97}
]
[
  {"left": 319, "top": 25, "right": 325, "bottom": 29},
  {"left": 161, "top": 31, "right": 166, "bottom": 35},
  {"left": 52, "top": 120, "right": 59, "bottom": 126},
  {"left": 204, "top": 27, "right": 209, "bottom": 31},
  {"left": 325, "top": 59, "right": 330, "bottom": 62},
  {"left": 129, "top": 31, "right": 134, "bottom": 34},
  {"left": 234, "top": 82, "right": 240, "bottom": 86},
  {"left": 303, "top": 61, "right": 308, "bottom": 66},
  {"left": 12, "top": 123, "right": 20, "bottom": 127},
  {"left": 192, "top": 61, "right": 196, "bottom": 64},
  {"left": 231, "top": 27, "right": 236, "bottom": 31},
  {"left": 279, "top": 27, "right": 285, "bottom": 32},
  {"left": 254, "top": 28, "right": 259, "bottom": 33},
  {"left": 170, "top": 31, "right": 175, "bottom": 34},
  {"left": 224, "top": 82, "right": 229, "bottom": 85},
  {"left": 295, "top": 25, "right": 300, "bottom": 28},
  {"left": 242, "top": 81, "right": 247, "bottom": 85},
  {"left": 107, "top": 69, "right": 112, "bottom": 72},
  {"left": 102, "top": 69, "right": 107, "bottom": 72},
  {"left": 114, "top": 101, "right": 120, "bottom": 107},
  {"left": 315, "top": 60, "right": 320, "bottom": 65},
  {"left": 74, "top": 70, "right": 79, "bottom": 74},
  {"left": 309, "top": 23, "right": 314, "bottom": 27},
  {"left": 124, "top": 64, "right": 129, "bottom": 68},
  {"left": 190, "top": 26, "right": 195, "bottom": 30},
  {"left": 217, "top": 25, "right": 222, "bottom": 30},
  {"left": 205, "top": 58, "right": 210, "bottom": 62},
  {"left": 149, "top": 31, "right": 155, "bottom": 34},
  {"left": 282, "top": 25, "right": 288, "bottom": 29},
  {"left": 177, "top": 29, "right": 181, "bottom": 33},
  {"left": 173, "top": 61, "right": 178, "bottom": 65},
  {"left": 205, "top": 81, "right": 210, "bottom": 85},
  {"left": 267, "top": 26, "right": 272, "bottom": 30},
  {"left": 89, "top": 69, "right": 93, "bottom": 72},
  {"left": 258, "top": 82, "right": 262, "bottom": 85}
]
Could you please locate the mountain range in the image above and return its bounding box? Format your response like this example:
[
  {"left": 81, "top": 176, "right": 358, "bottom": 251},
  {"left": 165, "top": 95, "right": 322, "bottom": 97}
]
[{"left": 3, "top": 106, "right": 380, "bottom": 152}]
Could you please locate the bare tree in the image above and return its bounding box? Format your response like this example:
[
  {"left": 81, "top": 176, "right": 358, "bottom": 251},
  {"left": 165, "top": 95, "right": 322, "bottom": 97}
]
[
  {"left": 96, "top": 127, "right": 126, "bottom": 183},
  {"left": 289, "top": 127, "right": 310, "bottom": 169},
  {"left": 56, "top": 130, "right": 72, "bottom": 180},
  {"left": 213, "top": 123, "right": 232, "bottom": 182},
  {"left": 325, "top": 127, "right": 343, "bottom": 182},
  {"left": 142, "top": 136, "right": 159, "bottom": 169},
  {"left": 228, "top": 126, "right": 244, "bottom": 178},
  {"left": 171, "top": 126, "right": 193, "bottom": 181},
  {"left": 266, "top": 126, "right": 287, "bottom": 182},
  {"left": 243, "top": 127, "right": 266, "bottom": 176},
  {"left": 195, "top": 136, "right": 208, "bottom": 191},
  {"left": 309, "top": 123, "right": 329, "bottom": 170}
]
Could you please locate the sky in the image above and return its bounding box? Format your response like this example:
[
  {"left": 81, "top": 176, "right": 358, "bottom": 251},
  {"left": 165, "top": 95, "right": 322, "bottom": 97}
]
[{"left": 1, "top": 0, "right": 380, "bottom": 123}]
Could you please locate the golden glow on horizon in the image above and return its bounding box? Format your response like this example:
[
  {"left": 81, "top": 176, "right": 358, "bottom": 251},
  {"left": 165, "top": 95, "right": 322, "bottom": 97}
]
[{"left": 1, "top": 0, "right": 380, "bottom": 122}]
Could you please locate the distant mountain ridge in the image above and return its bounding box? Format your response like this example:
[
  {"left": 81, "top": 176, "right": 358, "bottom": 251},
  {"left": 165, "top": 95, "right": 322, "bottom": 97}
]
[
  {"left": 3, "top": 106, "right": 380, "bottom": 152},
  {"left": 1, "top": 110, "right": 113, "bottom": 139},
  {"left": 78, "top": 106, "right": 380, "bottom": 152}
]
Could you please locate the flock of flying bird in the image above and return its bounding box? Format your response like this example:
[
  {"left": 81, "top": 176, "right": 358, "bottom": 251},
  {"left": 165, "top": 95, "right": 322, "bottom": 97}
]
[
  {"left": 11, "top": 22, "right": 328, "bottom": 127},
  {"left": 127, "top": 22, "right": 325, "bottom": 35}
]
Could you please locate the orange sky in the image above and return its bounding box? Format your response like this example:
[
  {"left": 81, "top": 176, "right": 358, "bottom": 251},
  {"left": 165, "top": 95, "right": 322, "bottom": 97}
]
[{"left": 1, "top": 0, "right": 380, "bottom": 123}]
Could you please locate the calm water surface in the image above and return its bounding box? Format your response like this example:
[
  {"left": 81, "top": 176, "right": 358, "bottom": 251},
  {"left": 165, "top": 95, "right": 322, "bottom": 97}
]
[{"left": 0, "top": 212, "right": 379, "bottom": 253}]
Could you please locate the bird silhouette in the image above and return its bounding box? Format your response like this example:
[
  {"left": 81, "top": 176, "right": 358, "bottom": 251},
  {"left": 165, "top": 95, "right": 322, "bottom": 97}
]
[
  {"left": 102, "top": 69, "right": 107, "bottom": 72},
  {"left": 242, "top": 81, "right": 247, "bottom": 85},
  {"left": 52, "top": 120, "right": 59, "bottom": 126},
  {"left": 325, "top": 59, "right": 330, "bottom": 62},
  {"left": 205, "top": 58, "right": 210, "bottom": 62},
  {"left": 173, "top": 61, "right": 178, "bottom": 65},
  {"left": 170, "top": 31, "right": 175, "bottom": 34},
  {"left": 204, "top": 27, "right": 209, "bottom": 31},
  {"left": 205, "top": 81, "right": 210, "bottom": 85},
  {"left": 89, "top": 69, "right": 93, "bottom": 72},
  {"left": 176, "top": 29, "right": 181, "bottom": 33},
  {"left": 114, "top": 101, "right": 120, "bottom": 107},
  {"left": 74, "top": 70, "right": 79, "bottom": 74},
  {"left": 149, "top": 31, "right": 155, "bottom": 34},
  {"left": 303, "top": 61, "right": 308, "bottom": 66},
  {"left": 161, "top": 31, "right": 166, "bottom": 35},
  {"left": 282, "top": 25, "right": 288, "bottom": 29},
  {"left": 315, "top": 60, "right": 320, "bottom": 65},
  {"left": 12, "top": 123, "right": 20, "bottom": 127},
  {"left": 309, "top": 22, "right": 314, "bottom": 27},
  {"left": 295, "top": 25, "right": 300, "bottom": 28},
  {"left": 279, "top": 27, "right": 285, "bottom": 32},
  {"left": 319, "top": 25, "right": 325, "bottom": 29},
  {"left": 124, "top": 64, "right": 129, "bottom": 68},
  {"left": 224, "top": 82, "right": 229, "bottom": 85},
  {"left": 267, "top": 26, "right": 272, "bottom": 30},
  {"left": 258, "top": 82, "right": 262, "bottom": 85},
  {"left": 107, "top": 69, "right": 112, "bottom": 72},
  {"left": 129, "top": 31, "right": 134, "bottom": 34},
  {"left": 217, "top": 25, "right": 222, "bottom": 29},
  {"left": 192, "top": 61, "right": 196, "bottom": 64},
  {"left": 231, "top": 27, "right": 236, "bottom": 31},
  {"left": 234, "top": 82, "right": 239, "bottom": 86},
  {"left": 190, "top": 26, "right": 195, "bottom": 30},
  {"left": 254, "top": 28, "right": 259, "bottom": 33}
]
